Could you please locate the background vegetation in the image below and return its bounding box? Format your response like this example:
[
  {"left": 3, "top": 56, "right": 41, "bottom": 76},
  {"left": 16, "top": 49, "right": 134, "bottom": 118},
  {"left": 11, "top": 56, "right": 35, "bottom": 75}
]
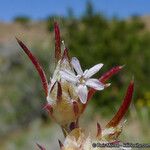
[{"left": 0, "top": 1, "right": 149, "bottom": 149}]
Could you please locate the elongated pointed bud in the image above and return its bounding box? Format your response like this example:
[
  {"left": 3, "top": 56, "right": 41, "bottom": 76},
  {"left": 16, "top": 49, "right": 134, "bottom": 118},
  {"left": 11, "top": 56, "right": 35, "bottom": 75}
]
[
  {"left": 73, "top": 101, "right": 79, "bottom": 117},
  {"left": 16, "top": 38, "right": 48, "bottom": 96},
  {"left": 100, "top": 65, "right": 124, "bottom": 83},
  {"left": 57, "top": 81, "right": 62, "bottom": 102},
  {"left": 96, "top": 122, "right": 102, "bottom": 137},
  {"left": 54, "top": 22, "right": 61, "bottom": 61},
  {"left": 58, "top": 139, "right": 64, "bottom": 148},
  {"left": 106, "top": 80, "right": 134, "bottom": 128},
  {"left": 36, "top": 143, "right": 46, "bottom": 150}
]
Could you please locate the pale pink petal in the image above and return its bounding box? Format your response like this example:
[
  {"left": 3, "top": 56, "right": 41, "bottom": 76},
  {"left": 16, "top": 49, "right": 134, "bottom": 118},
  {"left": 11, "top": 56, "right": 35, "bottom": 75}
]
[
  {"left": 71, "top": 57, "right": 83, "bottom": 75},
  {"left": 60, "top": 70, "right": 78, "bottom": 84},
  {"left": 84, "top": 63, "right": 103, "bottom": 78},
  {"left": 77, "top": 84, "right": 88, "bottom": 104},
  {"left": 86, "top": 78, "right": 104, "bottom": 90}
]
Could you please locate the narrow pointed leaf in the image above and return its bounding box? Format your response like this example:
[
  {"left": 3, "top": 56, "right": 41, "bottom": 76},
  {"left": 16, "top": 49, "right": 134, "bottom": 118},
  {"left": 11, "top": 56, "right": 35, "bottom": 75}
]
[
  {"left": 106, "top": 80, "right": 134, "bottom": 128},
  {"left": 16, "top": 38, "right": 48, "bottom": 96},
  {"left": 54, "top": 22, "right": 61, "bottom": 61}
]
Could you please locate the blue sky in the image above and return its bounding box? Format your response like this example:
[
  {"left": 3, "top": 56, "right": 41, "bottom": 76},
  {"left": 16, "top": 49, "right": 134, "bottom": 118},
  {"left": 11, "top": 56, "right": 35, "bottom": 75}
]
[{"left": 0, "top": 0, "right": 150, "bottom": 21}]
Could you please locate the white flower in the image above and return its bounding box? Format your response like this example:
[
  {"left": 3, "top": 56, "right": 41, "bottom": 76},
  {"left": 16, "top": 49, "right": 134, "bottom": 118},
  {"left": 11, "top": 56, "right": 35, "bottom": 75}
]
[{"left": 60, "top": 57, "right": 104, "bottom": 104}]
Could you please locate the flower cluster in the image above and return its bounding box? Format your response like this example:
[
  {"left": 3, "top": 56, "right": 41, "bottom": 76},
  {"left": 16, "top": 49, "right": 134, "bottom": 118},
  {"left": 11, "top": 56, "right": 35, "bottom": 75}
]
[{"left": 17, "top": 22, "right": 134, "bottom": 150}]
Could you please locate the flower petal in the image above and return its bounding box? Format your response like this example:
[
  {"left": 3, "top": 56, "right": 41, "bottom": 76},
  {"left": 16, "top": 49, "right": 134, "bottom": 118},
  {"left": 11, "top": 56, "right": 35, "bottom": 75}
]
[
  {"left": 60, "top": 70, "right": 78, "bottom": 84},
  {"left": 71, "top": 57, "right": 83, "bottom": 75},
  {"left": 77, "top": 84, "right": 88, "bottom": 104},
  {"left": 83, "top": 69, "right": 88, "bottom": 76},
  {"left": 86, "top": 79, "right": 104, "bottom": 90},
  {"left": 84, "top": 63, "right": 103, "bottom": 78}
]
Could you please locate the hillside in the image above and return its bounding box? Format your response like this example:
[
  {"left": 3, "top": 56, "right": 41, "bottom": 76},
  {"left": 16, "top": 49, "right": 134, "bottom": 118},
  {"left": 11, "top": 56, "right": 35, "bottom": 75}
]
[
  {"left": 0, "top": 21, "right": 49, "bottom": 44},
  {"left": 1, "top": 15, "right": 150, "bottom": 45}
]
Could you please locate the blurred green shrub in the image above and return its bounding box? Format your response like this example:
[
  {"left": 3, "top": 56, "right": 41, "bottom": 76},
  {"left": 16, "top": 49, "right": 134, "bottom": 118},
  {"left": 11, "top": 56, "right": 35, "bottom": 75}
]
[{"left": 13, "top": 16, "right": 31, "bottom": 27}]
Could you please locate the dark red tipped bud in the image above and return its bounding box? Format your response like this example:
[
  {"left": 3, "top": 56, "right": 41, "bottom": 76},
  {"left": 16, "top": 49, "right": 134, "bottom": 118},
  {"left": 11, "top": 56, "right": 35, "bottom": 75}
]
[
  {"left": 100, "top": 65, "right": 124, "bottom": 83},
  {"left": 54, "top": 22, "right": 61, "bottom": 61},
  {"left": 16, "top": 38, "right": 48, "bottom": 96},
  {"left": 36, "top": 143, "right": 46, "bottom": 150},
  {"left": 106, "top": 80, "right": 134, "bottom": 128},
  {"left": 96, "top": 122, "right": 102, "bottom": 137},
  {"left": 73, "top": 101, "right": 79, "bottom": 117}
]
